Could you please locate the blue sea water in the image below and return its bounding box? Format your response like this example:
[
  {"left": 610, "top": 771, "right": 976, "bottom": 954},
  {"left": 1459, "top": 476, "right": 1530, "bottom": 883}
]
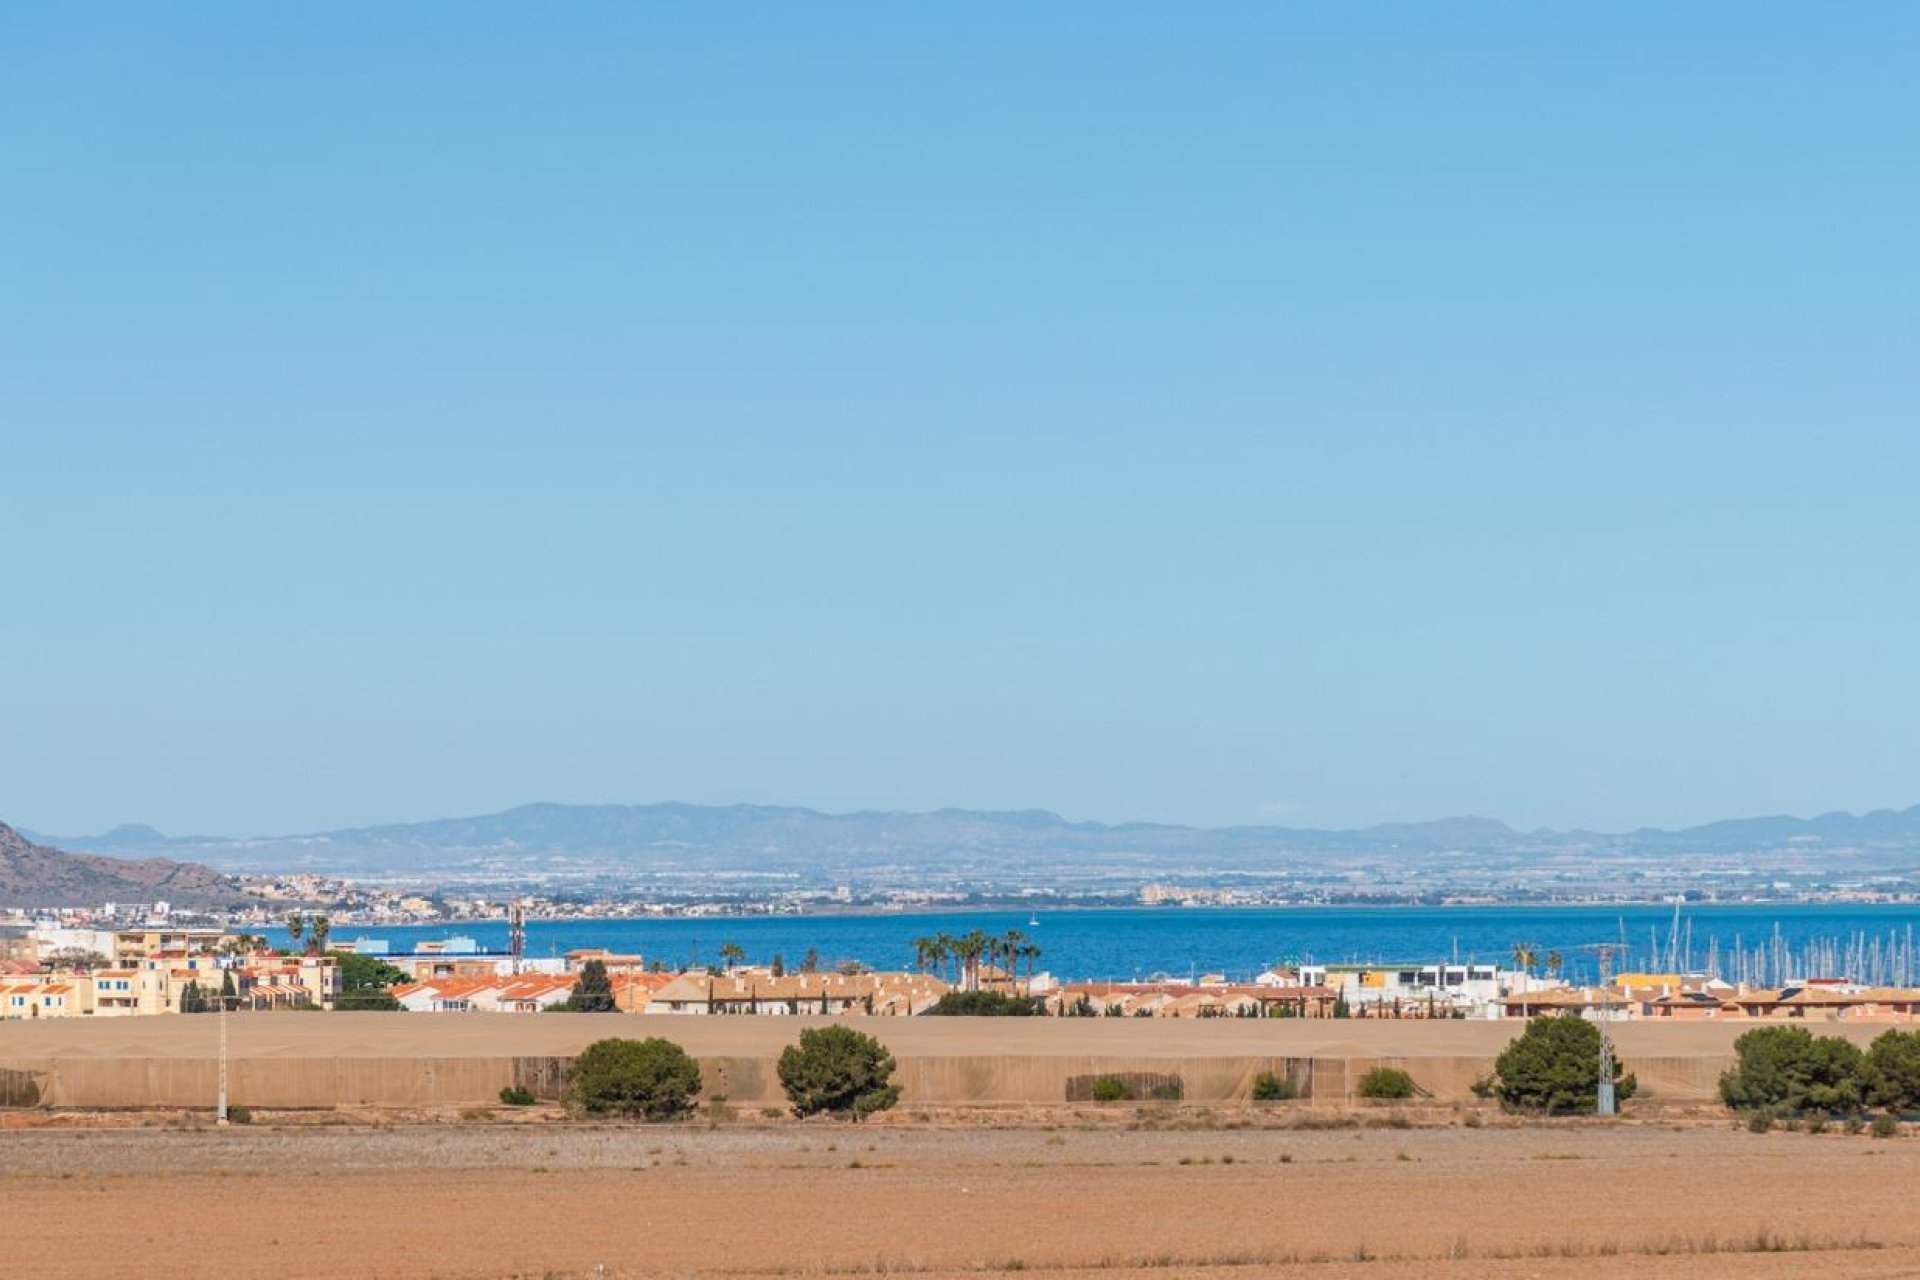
[{"left": 270, "top": 903, "right": 1920, "bottom": 985}]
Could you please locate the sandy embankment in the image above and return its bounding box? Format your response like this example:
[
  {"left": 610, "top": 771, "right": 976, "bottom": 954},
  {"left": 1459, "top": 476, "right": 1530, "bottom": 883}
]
[{"left": 0, "top": 1014, "right": 1881, "bottom": 1109}]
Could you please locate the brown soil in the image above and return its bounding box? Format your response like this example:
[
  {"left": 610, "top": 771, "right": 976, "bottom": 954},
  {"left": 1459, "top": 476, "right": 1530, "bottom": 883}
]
[
  {"left": 2, "top": 1010, "right": 1893, "bottom": 1060},
  {"left": 1, "top": 1120, "right": 1914, "bottom": 1279},
  {"left": 6, "top": 1012, "right": 1889, "bottom": 1108}
]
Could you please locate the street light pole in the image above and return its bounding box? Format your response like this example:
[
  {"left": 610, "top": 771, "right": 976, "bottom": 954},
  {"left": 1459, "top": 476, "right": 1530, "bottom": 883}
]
[{"left": 216, "top": 955, "right": 230, "bottom": 1126}]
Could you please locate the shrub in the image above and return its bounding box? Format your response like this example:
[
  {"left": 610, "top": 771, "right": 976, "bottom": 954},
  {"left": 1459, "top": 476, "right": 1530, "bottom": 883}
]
[
  {"left": 1491, "top": 1017, "right": 1637, "bottom": 1115},
  {"left": 225, "top": 1105, "right": 252, "bottom": 1125},
  {"left": 1090, "top": 1075, "right": 1131, "bottom": 1103},
  {"left": 1870, "top": 1113, "right": 1901, "bottom": 1140},
  {"left": 924, "top": 991, "right": 1044, "bottom": 1016},
  {"left": 331, "top": 951, "right": 410, "bottom": 994},
  {"left": 1745, "top": 1108, "right": 1775, "bottom": 1134},
  {"left": 499, "top": 1085, "right": 536, "bottom": 1107},
  {"left": 1719, "top": 1026, "right": 1864, "bottom": 1116},
  {"left": 1862, "top": 1029, "right": 1920, "bottom": 1112},
  {"left": 334, "top": 988, "right": 401, "bottom": 1011},
  {"left": 568, "top": 1037, "right": 702, "bottom": 1120},
  {"left": 777, "top": 1026, "right": 901, "bottom": 1120},
  {"left": 1251, "top": 1071, "right": 1297, "bottom": 1102},
  {"left": 1357, "top": 1068, "right": 1416, "bottom": 1101}
]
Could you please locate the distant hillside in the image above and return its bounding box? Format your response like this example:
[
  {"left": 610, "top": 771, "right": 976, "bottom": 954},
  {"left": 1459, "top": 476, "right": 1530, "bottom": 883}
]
[
  {"left": 30, "top": 799, "right": 1920, "bottom": 880},
  {"left": 0, "top": 820, "right": 252, "bottom": 908}
]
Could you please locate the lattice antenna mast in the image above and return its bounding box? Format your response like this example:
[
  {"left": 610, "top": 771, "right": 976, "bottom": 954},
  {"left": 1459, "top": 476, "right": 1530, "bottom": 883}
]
[
  {"left": 1569, "top": 942, "right": 1623, "bottom": 1117},
  {"left": 509, "top": 900, "right": 526, "bottom": 976}
]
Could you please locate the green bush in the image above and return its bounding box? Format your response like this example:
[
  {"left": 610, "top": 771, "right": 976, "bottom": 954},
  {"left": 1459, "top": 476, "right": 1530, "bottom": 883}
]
[
  {"left": 331, "top": 951, "right": 410, "bottom": 993},
  {"left": 1862, "top": 1029, "right": 1920, "bottom": 1112},
  {"left": 1745, "top": 1108, "right": 1775, "bottom": 1133},
  {"left": 334, "top": 988, "right": 401, "bottom": 1011},
  {"left": 924, "top": 991, "right": 1044, "bottom": 1016},
  {"left": 1491, "top": 1017, "right": 1637, "bottom": 1115},
  {"left": 776, "top": 1026, "right": 901, "bottom": 1120},
  {"left": 1357, "top": 1068, "right": 1416, "bottom": 1101},
  {"left": 1090, "top": 1075, "right": 1131, "bottom": 1102},
  {"left": 1870, "top": 1113, "right": 1901, "bottom": 1139},
  {"left": 1250, "top": 1071, "right": 1297, "bottom": 1102},
  {"left": 225, "top": 1105, "right": 252, "bottom": 1125},
  {"left": 498, "top": 1085, "right": 537, "bottom": 1107},
  {"left": 568, "top": 1037, "right": 702, "bottom": 1120},
  {"left": 1719, "top": 1026, "right": 1864, "bottom": 1116}
]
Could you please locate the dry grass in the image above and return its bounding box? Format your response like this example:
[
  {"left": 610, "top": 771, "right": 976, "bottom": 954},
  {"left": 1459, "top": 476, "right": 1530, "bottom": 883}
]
[{"left": 1, "top": 1123, "right": 1916, "bottom": 1279}]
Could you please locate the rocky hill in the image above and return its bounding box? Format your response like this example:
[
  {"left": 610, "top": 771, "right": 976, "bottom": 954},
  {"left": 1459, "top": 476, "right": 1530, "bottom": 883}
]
[{"left": 0, "top": 820, "right": 251, "bottom": 909}]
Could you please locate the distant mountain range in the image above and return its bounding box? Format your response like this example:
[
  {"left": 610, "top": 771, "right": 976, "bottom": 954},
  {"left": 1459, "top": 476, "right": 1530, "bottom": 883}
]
[
  {"left": 21, "top": 801, "right": 1920, "bottom": 881},
  {"left": 0, "top": 820, "right": 254, "bottom": 909}
]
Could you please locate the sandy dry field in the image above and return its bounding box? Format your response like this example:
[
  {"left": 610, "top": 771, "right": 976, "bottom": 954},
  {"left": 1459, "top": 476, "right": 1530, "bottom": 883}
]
[
  {"left": 0, "top": 1011, "right": 1895, "bottom": 1059},
  {"left": 6, "top": 1013, "right": 1895, "bottom": 1108},
  {"left": 2, "top": 1120, "right": 1915, "bottom": 1280}
]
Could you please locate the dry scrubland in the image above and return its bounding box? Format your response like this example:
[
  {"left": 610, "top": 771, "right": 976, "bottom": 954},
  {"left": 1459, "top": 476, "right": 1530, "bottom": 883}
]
[
  {"left": 4, "top": 1017, "right": 1914, "bottom": 1279},
  {"left": 1, "top": 1121, "right": 1916, "bottom": 1280}
]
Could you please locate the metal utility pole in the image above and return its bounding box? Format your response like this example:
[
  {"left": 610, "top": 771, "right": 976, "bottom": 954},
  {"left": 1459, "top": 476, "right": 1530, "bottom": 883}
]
[
  {"left": 509, "top": 900, "right": 526, "bottom": 977},
  {"left": 216, "top": 956, "right": 231, "bottom": 1126}
]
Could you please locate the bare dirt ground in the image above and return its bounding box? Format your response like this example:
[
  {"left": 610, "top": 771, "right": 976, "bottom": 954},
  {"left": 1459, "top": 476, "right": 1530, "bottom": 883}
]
[
  {"left": 2, "top": 1011, "right": 1892, "bottom": 1060},
  {"left": 2, "top": 1119, "right": 1915, "bottom": 1280}
]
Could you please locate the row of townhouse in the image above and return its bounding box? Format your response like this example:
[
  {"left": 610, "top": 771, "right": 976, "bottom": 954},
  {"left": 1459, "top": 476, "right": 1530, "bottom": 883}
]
[
  {"left": 1049, "top": 982, "right": 1341, "bottom": 1018},
  {"left": 641, "top": 970, "right": 948, "bottom": 1016},
  {"left": 1, "top": 949, "right": 341, "bottom": 1019},
  {"left": 1498, "top": 978, "right": 1920, "bottom": 1022},
  {"left": 386, "top": 969, "right": 949, "bottom": 1015},
  {"left": 390, "top": 970, "right": 679, "bottom": 1013},
  {"left": 1045, "top": 962, "right": 1539, "bottom": 1019},
  {"left": 392, "top": 974, "right": 582, "bottom": 1013}
]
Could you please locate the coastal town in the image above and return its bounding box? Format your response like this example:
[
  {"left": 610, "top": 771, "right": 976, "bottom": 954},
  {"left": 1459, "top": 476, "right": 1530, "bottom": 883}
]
[{"left": 8, "top": 911, "right": 1920, "bottom": 1026}]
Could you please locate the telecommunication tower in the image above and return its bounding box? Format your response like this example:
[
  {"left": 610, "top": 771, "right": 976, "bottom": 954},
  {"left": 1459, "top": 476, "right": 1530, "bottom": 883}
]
[{"left": 1572, "top": 942, "right": 1624, "bottom": 1116}]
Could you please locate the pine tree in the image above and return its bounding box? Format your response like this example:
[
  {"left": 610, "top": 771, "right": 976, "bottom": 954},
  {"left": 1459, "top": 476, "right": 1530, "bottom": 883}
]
[{"left": 565, "top": 959, "right": 617, "bottom": 1012}]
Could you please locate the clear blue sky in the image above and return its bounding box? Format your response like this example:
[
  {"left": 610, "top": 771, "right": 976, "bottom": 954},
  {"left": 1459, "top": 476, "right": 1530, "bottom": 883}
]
[{"left": 4, "top": 5, "right": 1917, "bottom": 839}]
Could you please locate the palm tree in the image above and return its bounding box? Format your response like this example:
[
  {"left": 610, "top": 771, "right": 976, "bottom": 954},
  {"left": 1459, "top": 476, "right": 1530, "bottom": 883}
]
[
  {"left": 1000, "top": 930, "right": 1026, "bottom": 986},
  {"left": 1545, "top": 949, "right": 1564, "bottom": 979},
  {"left": 286, "top": 914, "right": 306, "bottom": 954},
  {"left": 719, "top": 941, "right": 746, "bottom": 972},
  {"left": 956, "top": 930, "right": 991, "bottom": 992},
  {"left": 1019, "top": 941, "right": 1042, "bottom": 983},
  {"left": 1511, "top": 941, "right": 1541, "bottom": 1017},
  {"left": 933, "top": 932, "right": 958, "bottom": 986},
  {"left": 310, "top": 915, "right": 331, "bottom": 954},
  {"left": 911, "top": 935, "right": 946, "bottom": 976}
]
